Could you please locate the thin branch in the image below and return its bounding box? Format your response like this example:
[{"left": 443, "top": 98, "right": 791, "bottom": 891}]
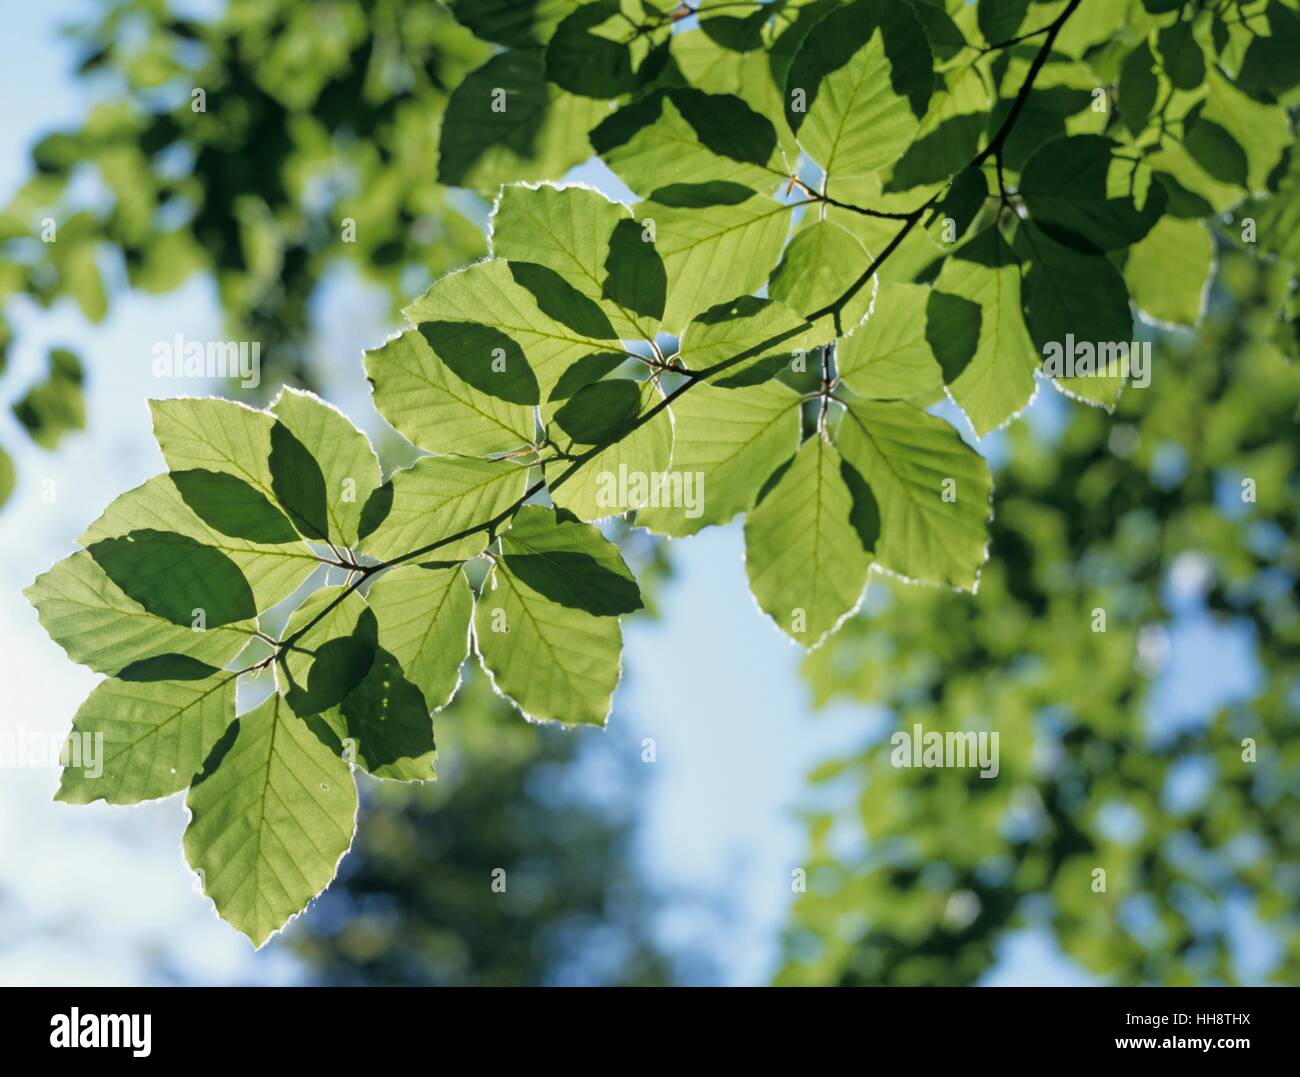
[
  {"left": 818, "top": 343, "right": 833, "bottom": 434},
  {"left": 788, "top": 176, "right": 915, "bottom": 221},
  {"left": 971, "top": 0, "right": 1083, "bottom": 173}
]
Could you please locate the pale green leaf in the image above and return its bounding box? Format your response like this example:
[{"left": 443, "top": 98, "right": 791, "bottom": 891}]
[
  {"left": 26, "top": 550, "right": 253, "bottom": 676},
  {"left": 365, "top": 329, "right": 535, "bottom": 458},
  {"left": 670, "top": 28, "right": 799, "bottom": 158},
  {"left": 744, "top": 435, "right": 870, "bottom": 647},
  {"left": 836, "top": 283, "right": 945, "bottom": 401},
  {"left": 402, "top": 260, "right": 624, "bottom": 405},
  {"left": 365, "top": 565, "right": 473, "bottom": 710},
  {"left": 279, "top": 587, "right": 378, "bottom": 717},
  {"left": 500, "top": 504, "right": 642, "bottom": 615},
  {"left": 1124, "top": 215, "right": 1214, "bottom": 329},
  {"left": 475, "top": 562, "right": 622, "bottom": 725},
  {"left": 78, "top": 474, "right": 319, "bottom": 612},
  {"left": 640, "top": 191, "right": 792, "bottom": 331},
  {"left": 546, "top": 380, "right": 673, "bottom": 521},
  {"left": 184, "top": 693, "right": 358, "bottom": 947},
  {"left": 930, "top": 227, "right": 1039, "bottom": 436},
  {"left": 438, "top": 49, "right": 608, "bottom": 193},
  {"left": 359, "top": 455, "right": 530, "bottom": 562},
  {"left": 270, "top": 387, "right": 381, "bottom": 547},
  {"left": 681, "top": 295, "right": 812, "bottom": 387},
  {"left": 57, "top": 670, "right": 236, "bottom": 805},
  {"left": 784, "top": 0, "right": 933, "bottom": 178},
  {"left": 835, "top": 400, "right": 991, "bottom": 590},
  {"left": 491, "top": 182, "right": 664, "bottom": 339},
  {"left": 591, "top": 91, "right": 783, "bottom": 199},
  {"left": 638, "top": 378, "right": 802, "bottom": 537},
  {"left": 150, "top": 397, "right": 278, "bottom": 508},
  {"left": 768, "top": 218, "right": 876, "bottom": 340}
]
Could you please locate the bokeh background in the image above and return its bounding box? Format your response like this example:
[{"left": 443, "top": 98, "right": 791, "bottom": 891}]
[{"left": 0, "top": 1, "right": 1295, "bottom": 986}]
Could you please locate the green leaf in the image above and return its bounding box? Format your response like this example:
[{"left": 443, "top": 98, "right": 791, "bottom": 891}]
[
  {"left": 365, "top": 329, "right": 535, "bottom": 458},
  {"left": 640, "top": 190, "right": 792, "bottom": 331},
  {"left": 1020, "top": 135, "right": 1166, "bottom": 253},
  {"left": 905, "top": 0, "right": 967, "bottom": 61},
  {"left": 279, "top": 587, "right": 379, "bottom": 717},
  {"left": 475, "top": 562, "right": 622, "bottom": 725},
  {"left": 150, "top": 397, "right": 279, "bottom": 504},
  {"left": 1016, "top": 221, "right": 1133, "bottom": 409},
  {"left": 79, "top": 474, "right": 319, "bottom": 612},
  {"left": 1154, "top": 21, "right": 1205, "bottom": 91},
  {"left": 768, "top": 218, "right": 876, "bottom": 340},
  {"left": 784, "top": 0, "right": 933, "bottom": 178},
  {"left": 884, "top": 65, "right": 989, "bottom": 193},
  {"left": 934, "top": 166, "right": 988, "bottom": 246},
  {"left": 744, "top": 435, "right": 870, "bottom": 647},
  {"left": 365, "top": 565, "right": 473, "bottom": 711},
  {"left": 438, "top": 49, "right": 608, "bottom": 193},
  {"left": 184, "top": 693, "right": 358, "bottom": 948},
  {"left": 500, "top": 504, "right": 642, "bottom": 615},
  {"left": 1124, "top": 216, "right": 1214, "bottom": 329},
  {"left": 359, "top": 455, "right": 529, "bottom": 562},
  {"left": 319, "top": 648, "right": 438, "bottom": 782},
  {"left": 25, "top": 550, "right": 253, "bottom": 676},
  {"left": 87, "top": 530, "right": 257, "bottom": 628},
  {"left": 1119, "top": 40, "right": 1159, "bottom": 138},
  {"left": 553, "top": 379, "right": 643, "bottom": 445},
  {"left": 834, "top": 400, "right": 992, "bottom": 590},
  {"left": 682, "top": 295, "right": 812, "bottom": 388},
  {"left": 671, "top": 25, "right": 801, "bottom": 159},
  {"left": 167, "top": 470, "right": 298, "bottom": 545},
  {"left": 977, "top": 0, "right": 1027, "bottom": 45},
  {"left": 1189, "top": 68, "right": 1291, "bottom": 194},
  {"left": 270, "top": 387, "right": 381, "bottom": 547},
  {"left": 151, "top": 396, "right": 330, "bottom": 545},
  {"left": 698, "top": 0, "right": 773, "bottom": 51},
  {"left": 491, "top": 183, "right": 664, "bottom": 339},
  {"left": 989, "top": 54, "right": 1106, "bottom": 173},
  {"left": 639, "top": 378, "right": 801, "bottom": 537},
  {"left": 1236, "top": 1, "right": 1300, "bottom": 96},
  {"left": 546, "top": 379, "right": 673, "bottom": 521},
  {"left": 929, "top": 227, "right": 1039, "bottom": 436},
  {"left": 545, "top": 1, "right": 639, "bottom": 98},
  {"left": 448, "top": 0, "right": 581, "bottom": 48},
  {"left": 56, "top": 670, "right": 236, "bottom": 805},
  {"left": 403, "top": 260, "right": 623, "bottom": 405},
  {"left": 836, "top": 282, "right": 945, "bottom": 401},
  {"left": 591, "top": 91, "right": 782, "bottom": 198}
]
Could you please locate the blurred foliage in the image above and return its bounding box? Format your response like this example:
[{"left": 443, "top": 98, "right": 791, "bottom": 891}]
[
  {"left": 781, "top": 245, "right": 1300, "bottom": 986},
  {"left": 11, "top": 347, "right": 85, "bottom": 450},
  {"left": 288, "top": 668, "right": 678, "bottom": 986},
  {"left": 0, "top": 0, "right": 497, "bottom": 502}
]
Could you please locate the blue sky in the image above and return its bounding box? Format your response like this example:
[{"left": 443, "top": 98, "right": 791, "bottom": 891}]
[{"left": 0, "top": 2, "right": 1270, "bottom": 987}]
